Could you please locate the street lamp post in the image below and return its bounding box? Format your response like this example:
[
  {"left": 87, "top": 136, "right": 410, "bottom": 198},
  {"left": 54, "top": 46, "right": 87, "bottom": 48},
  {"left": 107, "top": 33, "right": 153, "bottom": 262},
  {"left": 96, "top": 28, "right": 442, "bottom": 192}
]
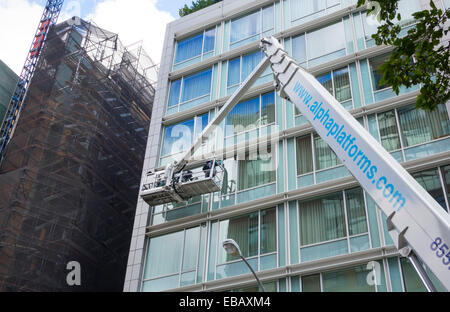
[{"left": 222, "top": 239, "right": 266, "bottom": 292}]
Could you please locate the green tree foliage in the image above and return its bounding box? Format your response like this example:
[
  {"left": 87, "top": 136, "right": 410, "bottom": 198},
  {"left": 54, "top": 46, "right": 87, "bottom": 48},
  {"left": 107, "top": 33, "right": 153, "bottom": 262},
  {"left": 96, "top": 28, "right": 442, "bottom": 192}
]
[
  {"left": 357, "top": 0, "right": 450, "bottom": 111},
  {"left": 179, "top": 0, "right": 223, "bottom": 17}
]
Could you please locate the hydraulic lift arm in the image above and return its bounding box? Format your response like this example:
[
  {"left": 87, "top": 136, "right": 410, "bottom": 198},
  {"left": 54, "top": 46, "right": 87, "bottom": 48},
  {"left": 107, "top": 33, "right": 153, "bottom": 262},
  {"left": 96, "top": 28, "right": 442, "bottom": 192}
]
[{"left": 142, "top": 37, "right": 450, "bottom": 291}]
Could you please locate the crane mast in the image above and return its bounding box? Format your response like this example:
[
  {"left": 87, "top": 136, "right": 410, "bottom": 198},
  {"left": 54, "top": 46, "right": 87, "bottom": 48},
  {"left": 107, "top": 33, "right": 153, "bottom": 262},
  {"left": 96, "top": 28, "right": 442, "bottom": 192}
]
[{"left": 0, "top": 0, "right": 64, "bottom": 165}]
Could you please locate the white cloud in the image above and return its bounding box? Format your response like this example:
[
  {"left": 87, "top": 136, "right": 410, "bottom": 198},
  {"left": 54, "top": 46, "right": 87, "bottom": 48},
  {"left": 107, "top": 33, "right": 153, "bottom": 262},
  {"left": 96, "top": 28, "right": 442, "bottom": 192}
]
[
  {"left": 86, "top": 0, "right": 174, "bottom": 65},
  {"left": 0, "top": 0, "right": 44, "bottom": 75}
]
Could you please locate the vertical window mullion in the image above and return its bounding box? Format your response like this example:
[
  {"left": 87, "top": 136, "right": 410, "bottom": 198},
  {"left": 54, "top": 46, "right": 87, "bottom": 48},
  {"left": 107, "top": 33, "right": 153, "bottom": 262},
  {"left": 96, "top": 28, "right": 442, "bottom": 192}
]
[
  {"left": 258, "top": 210, "right": 261, "bottom": 271},
  {"left": 201, "top": 29, "right": 206, "bottom": 60},
  {"left": 331, "top": 69, "right": 336, "bottom": 99},
  {"left": 311, "top": 133, "right": 317, "bottom": 183},
  {"left": 438, "top": 166, "right": 450, "bottom": 212},
  {"left": 260, "top": 7, "right": 263, "bottom": 38},
  {"left": 394, "top": 108, "right": 407, "bottom": 161},
  {"left": 342, "top": 190, "right": 351, "bottom": 253},
  {"left": 362, "top": 189, "right": 373, "bottom": 249},
  {"left": 346, "top": 64, "right": 354, "bottom": 108},
  {"left": 239, "top": 55, "right": 243, "bottom": 85},
  {"left": 179, "top": 229, "right": 186, "bottom": 288},
  {"left": 178, "top": 77, "right": 184, "bottom": 109}
]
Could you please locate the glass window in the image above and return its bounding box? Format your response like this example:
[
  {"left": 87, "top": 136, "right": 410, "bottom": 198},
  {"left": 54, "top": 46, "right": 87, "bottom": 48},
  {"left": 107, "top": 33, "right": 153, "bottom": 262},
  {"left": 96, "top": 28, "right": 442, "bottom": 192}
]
[
  {"left": 400, "top": 258, "right": 427, "bottom": 292},
  {"left": 168, "top": 79, "right": 181, "bottom": 107},
  {"left": 182, "top": 227, "right": 200, "bottom": 271},
  {"left": 218, "top": 208, "right": 277, "bottom": 264},
  {"left": 299, "top": 192, "right": 346, "bottom": 245},
  {"left": 412, "top": 169, "right": 447, "bottom": 210},
  {"left": 241, "top": 51, "right": 264, "bottom": 82},
  {"left": 181, "top": 69, "right": 212, "bottom": 103},
  {"left": 227, "top": 57, "right": 240, "bottom": 87},
  {"left": 238, "top": 148, "right": 276, "bottom": 191},
  {"left": 317, "top": 72, "right": 333, "bottom": 95},
  {"left": 333, "top": 67, "right": 351, "bottom": 102},
  {"left": 291, "top": 0, "right": 340, "bottom": 22},
  {"left": 261, "top": 92, "right": 275, "bottom": 126},
  {"left": 230, "top": 6, "right": 274, "bottom": 45},
  {"left": 225, "top": 97, "right": 260, "bottom": 137},
  {"left": 225, "top": 92, "right": 275, "bottom": 137},
  {"left": 370, "top": 55, "right": 390, "bottom": 91},
  {"left": 322, "top": 265, "right": 376, "bottom": 292},
  {"left": 262, "top": 5, "right": 274, "bottom": 33},
  {"left": 292, "top": 34, "right": 307, "bottom": 65},
  {"left": 445, "top": 0, "right": 450, "bottom": 9},
  {"left": 260, "top": 208, "right": 277, "bottom": 254},
  {"left": 227, "top": 51, "right": 265, "bottom": 89},
  {"left": 291, "top": 0, "right": 326, "bottom": 20},
  {"left": 168, "top": 68, "right": 213, "bottom": 110},
  {"left": 204, "top": 28, "right": 216, "bottom": 52},
  {"left": 219, "top": 212, "right": 259, "bottom": 263},
  {"left": 231, "top": 11, "right": 260, "bottom": 44},
  {"left": 345, "top": 188, "right": 368, "bottom": 236},
  {"left": 307, "top": 22, "right": 346, "bottom": 61},
  {"left": 296, "top": 135, "right": 313, "bottom": 175},
  {"left": 175, "top": 33, "right": 203, "bottom": 64},
  {"left": 302, "top": 274, "right": 321, "bottom": 292},
  {"left": 314, "top": 134, "right": 341, "bottom": 170},
  {"left": 174, "top": 28, "right": 216, "bottom": 64},
  {"left": 397, "top": 0, "right": 422, "bottom": 25},
  {"left": 443, "top": 165, "right": 450, "bottom": 211},
  {"left": 161, "top": 113, "right": 208, "bottom": 159},
  {"left": 161, "top": 119, "right": 195, "bottom": 157},
  {"left": 145, "top": 231, "right": 184, "bottom": 279},
  {"left": 316, "top": 67, "right": 351, "bottom": 103},
  {"left": 378, "top": 110, "right": 401, "bottom": 151},
  {"left": 230, "top": 281, "right": 277, "bottom": 292},
  {"left": 398, "top": 104, "right": 450, "bottom": 147},
  {"left": 143, "top": 226, "right": 204, "bottom": 291}
]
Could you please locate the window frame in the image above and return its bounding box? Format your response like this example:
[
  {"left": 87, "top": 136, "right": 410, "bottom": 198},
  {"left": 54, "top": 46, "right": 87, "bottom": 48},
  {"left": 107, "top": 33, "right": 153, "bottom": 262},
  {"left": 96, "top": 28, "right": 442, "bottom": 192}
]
[
  {"left": 224, "top": 91, "right": 277, "bottom": 145},
  {"left": 213, "top": 207, "right": 279, "bottom": 280},
  {"left": 173, "top": 26, "right": 217, "bottom": 67},
  {"left": 229, "top": 4, "right": 275, "bottom": 48},
  {"left": 297, "top": 188, "right": 371, "bottom": 254},
  {"left": 166, "top": 67, "right": 214, "bottom": 114},
  {"left": 159, "top": 112, "right": 210, "bottom": 167},
  {"left": 290, "top": 19, "right": 348, "bottom": 69},
  {"left": 141, "top": 224, "right": 206, "bottom": 291},
  {"left": 289, "top": 0, "right": 342, "bottom": 24}
]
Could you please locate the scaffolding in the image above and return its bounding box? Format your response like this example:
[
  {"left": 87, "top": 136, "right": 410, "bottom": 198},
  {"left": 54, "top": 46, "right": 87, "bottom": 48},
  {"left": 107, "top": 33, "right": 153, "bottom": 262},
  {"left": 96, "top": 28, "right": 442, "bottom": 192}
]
[{"left": 0, "top": 18, "right": 156, "bottom": 291}]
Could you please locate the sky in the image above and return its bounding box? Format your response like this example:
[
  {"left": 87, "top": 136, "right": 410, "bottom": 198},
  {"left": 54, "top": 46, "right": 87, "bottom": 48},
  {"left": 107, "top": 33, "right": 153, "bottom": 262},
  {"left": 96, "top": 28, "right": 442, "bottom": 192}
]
[{"left": 0, "top": 0, "right": 193, "bottom": 75}]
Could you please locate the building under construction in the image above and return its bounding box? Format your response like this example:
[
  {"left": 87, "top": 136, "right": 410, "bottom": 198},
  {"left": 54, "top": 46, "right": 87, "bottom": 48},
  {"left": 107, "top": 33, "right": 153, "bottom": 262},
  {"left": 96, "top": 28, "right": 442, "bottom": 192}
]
[
  {"left": 0, "top": 18, "right": 156, "bottom": 291},
  {"left": 0, "top": 60, "right": 18, "bottom": 123}
]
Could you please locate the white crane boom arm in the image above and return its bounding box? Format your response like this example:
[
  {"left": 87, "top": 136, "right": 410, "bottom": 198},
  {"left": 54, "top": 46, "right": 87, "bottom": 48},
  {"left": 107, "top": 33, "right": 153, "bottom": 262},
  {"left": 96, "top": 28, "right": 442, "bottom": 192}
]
[{"left": 260, "top": 37, "right": 450, "bottom": 291}]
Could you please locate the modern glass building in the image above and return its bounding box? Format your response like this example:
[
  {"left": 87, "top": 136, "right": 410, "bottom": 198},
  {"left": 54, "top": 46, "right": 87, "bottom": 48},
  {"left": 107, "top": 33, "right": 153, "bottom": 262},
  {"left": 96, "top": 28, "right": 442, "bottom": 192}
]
[{"left": 124, "top": 0, "right": 450, "bottom": 292}]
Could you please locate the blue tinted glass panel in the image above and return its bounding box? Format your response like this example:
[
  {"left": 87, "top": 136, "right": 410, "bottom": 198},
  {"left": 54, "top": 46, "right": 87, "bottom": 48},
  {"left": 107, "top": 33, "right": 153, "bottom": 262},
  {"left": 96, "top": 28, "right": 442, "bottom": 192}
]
[
  {"left": 292, "top": 34, "right": 307, "bottom": 64},
  {"left": 242, "top": 51, "right": 264, "bottom": 82},
  {"left": 228, "top": 58, "right": 240, "bottom": 87},
  {"left": 204, "top": 28, "right": 216, "bottom": 52},
  {"left": 161, "top": 119, "right": 195, "bottom": 157},
  {"left": 168, "top": 79, "right": 181, "bottom": 107},
  {"left": 231, "top": 11, "right": 261, "bottom": 43},
  {"left": 176, "top": 33, "right": 203, "bottom": 64},
  {"left": 182, "top": 69, "right": 212, "bottom": 103}
]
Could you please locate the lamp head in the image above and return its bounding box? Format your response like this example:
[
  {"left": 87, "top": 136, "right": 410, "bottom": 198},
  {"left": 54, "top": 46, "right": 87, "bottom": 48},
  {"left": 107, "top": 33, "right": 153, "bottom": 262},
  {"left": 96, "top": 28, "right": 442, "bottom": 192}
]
[{"left": 222, "top": 239, "right": 242, "bottom": 257}]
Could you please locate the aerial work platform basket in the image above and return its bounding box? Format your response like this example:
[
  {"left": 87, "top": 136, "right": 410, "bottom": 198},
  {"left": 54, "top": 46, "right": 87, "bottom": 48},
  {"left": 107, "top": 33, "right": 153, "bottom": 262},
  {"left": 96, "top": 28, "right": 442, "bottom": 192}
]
[{"left": 141, "top": 160, "right": 225, "bottom": 206}]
